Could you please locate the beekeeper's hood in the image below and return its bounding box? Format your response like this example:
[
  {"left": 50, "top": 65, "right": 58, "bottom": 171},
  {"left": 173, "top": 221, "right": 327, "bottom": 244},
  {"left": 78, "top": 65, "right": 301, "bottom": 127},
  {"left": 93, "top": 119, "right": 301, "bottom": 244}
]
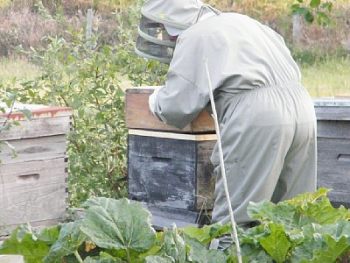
[
  {"left": 142, "top": 0, "right": 205, "bottom": 30},
  {"left": 135, "top": 0, "right": 220, "bottom": 63}
]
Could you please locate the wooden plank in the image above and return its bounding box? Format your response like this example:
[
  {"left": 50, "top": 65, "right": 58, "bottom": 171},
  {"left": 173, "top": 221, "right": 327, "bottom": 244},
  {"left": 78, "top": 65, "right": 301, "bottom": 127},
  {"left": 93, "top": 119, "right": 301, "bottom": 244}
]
[
  {"left": 0, "top": 116, "right": 71, "bottom": 140},
  {"left": 315, "top": 107, "right": 350, "bottom": 121},
  {"left": 317, "top": 121, "right": 350, "bottom": 139},
  {"left": 128, "top": 134, "right": 196, "bottom": 161},
  {"left": 0, "top": 256, "right": 24, "bottom": 263},
  {"left": 0, "top": 157, "right": 67, "bottom": 184},
  {"left": 317, "top": 138, "right": 350, "bottom": 193},
  {"left": 196, "top": 140, "right": 215, "bottom": 211},
  {"left": 129, "top": 129, "right": 217, "bottom": 141},
  {"left": 0, "top": 181, "right": 66, "bottom": 224},
  {"left": 0, "top": 158, "right": 67, "bottom": 232},
  {"left": 0, "top": 135, "right": 67, "bottom": 164},
  {"left": 125, "top": 87, "right": 215, "bottom": 133}
]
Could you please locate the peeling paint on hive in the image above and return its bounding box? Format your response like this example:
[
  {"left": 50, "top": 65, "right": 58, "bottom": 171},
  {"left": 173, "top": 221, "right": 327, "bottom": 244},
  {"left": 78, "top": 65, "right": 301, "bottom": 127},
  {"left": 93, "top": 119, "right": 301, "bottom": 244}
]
[{"left": 0, "top": 104, "right": 72, "bottom": 121}]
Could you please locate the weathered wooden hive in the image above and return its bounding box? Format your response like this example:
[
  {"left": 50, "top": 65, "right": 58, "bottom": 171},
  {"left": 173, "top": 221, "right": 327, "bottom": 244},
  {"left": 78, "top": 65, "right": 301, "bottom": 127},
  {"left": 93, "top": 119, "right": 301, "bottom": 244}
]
[
  {"left": 126, "top": 87, "right": 216, "bottom": 227},
  {"left": 314, "top": 99, "right": 350, "bottom": 208},
  {"left": 0, "top": 104, "right": 71, "bottom": 236}
]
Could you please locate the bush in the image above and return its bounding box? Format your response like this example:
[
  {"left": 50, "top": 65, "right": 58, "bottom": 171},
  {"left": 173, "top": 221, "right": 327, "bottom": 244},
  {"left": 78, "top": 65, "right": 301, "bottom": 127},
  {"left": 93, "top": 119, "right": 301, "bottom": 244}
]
[
  {"left": 2, "top": 34, "right": 129, "bottom": 206},
  {"left": 0, "top": 0, "right": 168, "bottom": 206}
]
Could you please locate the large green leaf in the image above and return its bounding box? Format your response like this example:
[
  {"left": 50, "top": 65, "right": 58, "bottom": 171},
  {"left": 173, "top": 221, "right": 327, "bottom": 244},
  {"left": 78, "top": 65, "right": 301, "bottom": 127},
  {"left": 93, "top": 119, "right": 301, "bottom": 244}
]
[
  {"left": 259, "top": 224, "right": 291, "bottom": 263},
  {"left": 182, "top": 223, "right": 231, "bottom": 245},
  {"left": 310, "top": 235, "right": 350, "bottom": 263},
  {"left": 0, "top": 227, "right": 51, "bottom": 263},
  {"left": 37, "top": 226, "right": 60, "bottom": 245},
  {"left": 239, "top": 245, "right": 274, "bottom": 263},
  {"left": 290, "top": 234, "right": 349, "bottom": 263},
  {"left": 185, "top": 236, "right": 228, "bottom": 263},
  {"left": 145, "top": 255, "right": 174, "bottom": 263},
  {"left": 302, "top": 198, "right": 350, "bottom": 225},
  {"left": 247, "top": 201, "right": 296, "bottom": 228},
  {"left": 239, "top": 225, "right": 268, "bottom": 246},
  {"left": 44, "top": 221, "right": 87, "bottom": 263},
  {"left": 80, "top": 198, "right": 156, "bottom": 252},
  {"left": 84, "top": 252, "right": 126, "bottom": 263},
  {"left": 248, "top": 189, "right": 350, "bottom": 230},
  {"left": 290, "top": 235, "right": 323, "bottom": 263},
  {"left": 320, "top": 220, "right": 350, "bottom": 241},
  {"left": 160, "top": 227, "right": 187, "bottom": 263},
  {"left": 290, "top": 222, "right": 350, "bottom": 263},
  {"left": 310, "top": 0, "right": 321, "bottom": 8}
]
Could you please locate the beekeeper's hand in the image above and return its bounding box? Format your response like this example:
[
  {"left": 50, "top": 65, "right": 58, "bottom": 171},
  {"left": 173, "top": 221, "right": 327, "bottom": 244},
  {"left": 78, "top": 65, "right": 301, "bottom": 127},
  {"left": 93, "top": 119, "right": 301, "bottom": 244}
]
[{"left": 148, "top": 86, "right": 163, "bottom": 116}]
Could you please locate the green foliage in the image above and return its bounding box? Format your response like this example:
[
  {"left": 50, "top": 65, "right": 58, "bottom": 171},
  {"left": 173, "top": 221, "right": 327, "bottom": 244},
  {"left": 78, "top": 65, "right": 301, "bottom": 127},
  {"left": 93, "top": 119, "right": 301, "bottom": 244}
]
[
  {"left": 291, "top": 0, "right": 333, "bottom": 26},
  {"left": 27, "top": 33, "right": 129, "bottom": 206},
  {"left": 2, "top": 190, "right": 349, "bottom": 262},
  {"left": 182, "top": 223, "right": 231, "bottom": 245},
  {"left": 2, "top": 34, "right": 129, "bottom": 206},
  {"left": 0, "top": 90, "right": 32, "bottom": 161},
  {"left": 239, "top": 188, "right": 350, "bottom": 262},
  {"left": 80, "top": 198, "right": 156, "bottom": 253},
  {"left": 0, "top": 225, "right": 59, "bottom": 263},
  {"left": 0, "top": 0, "right": 168, "bottom": 205},
  {"left": 259, "top": 224, "right": 291, "bottom": 263},
  {"left": 184, "top": 236, "right": 228, "bottom": 263},
  {"left": 44, "top": 221, "right": 87, "bottom": 262},
  {"left": 0, "top": 91, "right": 17, "bottom": 134}
]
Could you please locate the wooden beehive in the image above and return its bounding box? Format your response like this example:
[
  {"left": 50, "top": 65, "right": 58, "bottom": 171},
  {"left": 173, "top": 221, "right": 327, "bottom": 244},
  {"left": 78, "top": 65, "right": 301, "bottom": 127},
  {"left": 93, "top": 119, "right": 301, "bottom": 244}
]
[
  {"left": 0, "top": 104, "right": 71, "bottom": 236},
  {"left": 128, "top": 130, "right": 217, "bottom": 214},
  {"left": 315, "top": 99, "right": 350, "bottom": 208},
  {"left": 126, "top": 86, "right": 216, "bottom": 227},
  {"left": 125, "top": 87, "right": 215, "bottom": 134}
]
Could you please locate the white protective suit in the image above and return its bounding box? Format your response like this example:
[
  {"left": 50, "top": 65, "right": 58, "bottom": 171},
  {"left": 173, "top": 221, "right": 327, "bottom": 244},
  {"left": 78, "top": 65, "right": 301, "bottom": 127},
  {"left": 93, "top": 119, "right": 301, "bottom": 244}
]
[{"left": 142, "top": 0, "right": 317, "bottom": 225}]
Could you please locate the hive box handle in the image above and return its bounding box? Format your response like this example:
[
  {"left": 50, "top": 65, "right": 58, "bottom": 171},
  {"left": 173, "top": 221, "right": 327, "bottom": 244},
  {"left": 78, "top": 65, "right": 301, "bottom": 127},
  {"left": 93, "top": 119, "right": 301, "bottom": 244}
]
[
  {"left": 151, "top": 156, "right": 172, "bottom": 162},
  {"left": 17, "top": 173, "right": 40, "bottom": 182},
  {"left": 337, "top": 154, "right": 350, "bottom": 162}
]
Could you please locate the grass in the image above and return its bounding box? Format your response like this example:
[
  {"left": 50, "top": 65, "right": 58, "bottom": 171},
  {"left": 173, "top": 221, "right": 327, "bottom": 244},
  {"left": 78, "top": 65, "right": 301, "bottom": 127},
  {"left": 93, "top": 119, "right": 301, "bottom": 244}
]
[
  {"left": 0, "top": 56, "right": 349, "bottom": 98},
  {"left": 301, "top": 56, "right": 350, "bottom": 98},
  {"left": 0, "top": 0, "right": 10, "bottom": 8},
  {"left": 0, "top": 58, "right": 41, "bottom": 81}
]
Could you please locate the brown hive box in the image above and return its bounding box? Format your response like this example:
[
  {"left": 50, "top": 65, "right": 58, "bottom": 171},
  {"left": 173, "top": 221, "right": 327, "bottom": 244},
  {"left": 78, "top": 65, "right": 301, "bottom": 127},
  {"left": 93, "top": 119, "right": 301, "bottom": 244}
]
[
  {"left": 0, "top": 104, "right": 71, "bottom": 236},
  {"left": 125, "top": 87, "right": 215, "bottom": 133}
]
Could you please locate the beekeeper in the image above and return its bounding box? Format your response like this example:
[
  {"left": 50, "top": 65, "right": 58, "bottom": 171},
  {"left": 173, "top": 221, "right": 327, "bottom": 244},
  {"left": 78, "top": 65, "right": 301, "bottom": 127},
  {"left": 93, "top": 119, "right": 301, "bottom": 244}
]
[{"left": 136, "top": 0, "right": 317, "bottom": 226}]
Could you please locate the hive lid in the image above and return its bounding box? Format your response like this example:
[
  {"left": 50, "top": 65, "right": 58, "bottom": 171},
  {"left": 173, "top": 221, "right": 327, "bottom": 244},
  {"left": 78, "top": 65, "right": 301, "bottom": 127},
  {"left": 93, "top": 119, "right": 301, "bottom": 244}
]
[
  {"left": 314, "top": 98, "right": 350, "bottom": 107},
  {"left": 0, "top": 103, "right": 71, "bottom": 120},
  {"left": 314, "top": 98, "right": 350, "bottom": 121}
]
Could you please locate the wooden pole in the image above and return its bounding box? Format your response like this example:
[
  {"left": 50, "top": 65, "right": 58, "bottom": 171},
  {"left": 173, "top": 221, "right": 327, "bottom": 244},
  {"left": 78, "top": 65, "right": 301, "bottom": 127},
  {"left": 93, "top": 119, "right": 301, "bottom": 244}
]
[{"left": 204, "top": 59, "right": 242, "bottom": 262}]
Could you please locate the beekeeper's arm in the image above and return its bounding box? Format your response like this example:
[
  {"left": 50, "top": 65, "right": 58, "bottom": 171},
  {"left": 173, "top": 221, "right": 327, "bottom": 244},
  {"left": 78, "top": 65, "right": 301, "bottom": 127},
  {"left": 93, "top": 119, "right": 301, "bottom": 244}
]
[{"left": 149, "top": 32, "right": 225, "bottom": 129}]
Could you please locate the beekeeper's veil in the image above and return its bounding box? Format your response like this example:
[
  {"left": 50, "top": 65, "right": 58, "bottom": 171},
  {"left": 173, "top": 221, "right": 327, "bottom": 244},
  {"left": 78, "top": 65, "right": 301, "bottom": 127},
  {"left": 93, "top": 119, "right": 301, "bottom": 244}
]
[{"left": 136, "top": 0, "right": 219, "bottom": 63}]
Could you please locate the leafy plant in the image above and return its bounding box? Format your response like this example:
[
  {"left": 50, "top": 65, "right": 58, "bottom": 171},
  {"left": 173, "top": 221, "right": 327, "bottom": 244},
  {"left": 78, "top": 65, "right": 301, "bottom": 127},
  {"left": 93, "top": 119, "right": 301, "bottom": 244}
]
[
  {"left": 291, "top": 0, "right": 334, "bottom": 26},
  {"left": 1, "top": 0, "right": 167, "bottom": 205},
  {"left": 0, "top": 89, "right": 32, "bottom": 161},
  {"left": 1, "top": 189, "right": 350, "bottom": 262}
]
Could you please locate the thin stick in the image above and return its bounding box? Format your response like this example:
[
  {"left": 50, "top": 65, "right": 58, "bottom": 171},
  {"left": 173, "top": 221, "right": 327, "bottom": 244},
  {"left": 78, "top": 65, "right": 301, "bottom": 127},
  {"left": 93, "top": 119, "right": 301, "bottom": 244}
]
[
  {"left": 204, "top": 60, "right": 242, "bottom": 263},
  {"left": 74, "top": 250, "right": 84, "bottom": 263}
]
